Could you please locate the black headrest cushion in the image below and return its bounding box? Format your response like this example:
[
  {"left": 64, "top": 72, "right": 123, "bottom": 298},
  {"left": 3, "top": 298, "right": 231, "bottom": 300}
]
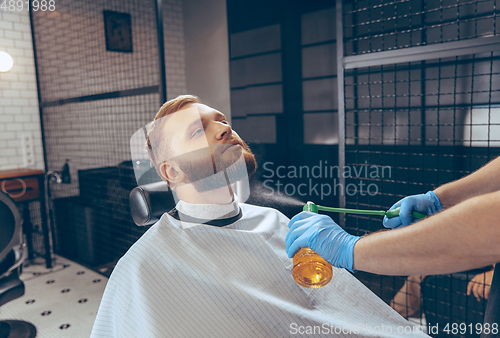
[{"left": 129, "top": 182, "right": 175, "bottom": 226}]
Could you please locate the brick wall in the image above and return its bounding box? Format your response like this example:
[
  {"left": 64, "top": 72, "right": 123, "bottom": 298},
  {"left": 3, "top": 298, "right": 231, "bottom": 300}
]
[{"left": 0, "top": 10, "right": 44, "bottom": 171}]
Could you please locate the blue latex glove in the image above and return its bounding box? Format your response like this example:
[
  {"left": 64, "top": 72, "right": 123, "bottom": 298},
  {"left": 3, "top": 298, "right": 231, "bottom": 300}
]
[
  {"left": 383, "top": 191, "right": 443, "bottom": 229},
  {"left": 286, "top": 211, "right": 361, "bottom": 272}
]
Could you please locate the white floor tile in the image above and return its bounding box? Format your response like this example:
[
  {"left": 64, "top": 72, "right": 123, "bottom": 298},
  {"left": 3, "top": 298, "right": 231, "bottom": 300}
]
[{"left": 0, "top": 255, "right": 108, "bottom": 338}]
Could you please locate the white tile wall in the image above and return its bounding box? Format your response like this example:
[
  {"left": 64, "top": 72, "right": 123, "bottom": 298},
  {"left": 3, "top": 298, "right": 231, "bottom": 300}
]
[{"left": 0, "top": 10, "right": 44, "bottom": 171}]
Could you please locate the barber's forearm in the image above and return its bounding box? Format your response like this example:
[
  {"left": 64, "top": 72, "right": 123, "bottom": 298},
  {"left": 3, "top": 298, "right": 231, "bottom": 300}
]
[
  {"left": 434, "top": 156, "right": 500, "bottom": 208},
  {"left": 352, "top": 190, "right": 500, "bottom": 276}
]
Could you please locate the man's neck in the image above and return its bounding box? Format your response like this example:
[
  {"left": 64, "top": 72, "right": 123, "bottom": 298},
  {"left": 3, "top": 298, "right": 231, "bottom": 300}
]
[{"left": 174, "top": 184, "right": 235, "bottom": 204}]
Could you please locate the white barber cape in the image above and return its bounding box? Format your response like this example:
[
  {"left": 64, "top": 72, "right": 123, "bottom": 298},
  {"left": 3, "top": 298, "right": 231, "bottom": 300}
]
[{"left": 91, "top": 202, "right": 428, "bottom": 338}]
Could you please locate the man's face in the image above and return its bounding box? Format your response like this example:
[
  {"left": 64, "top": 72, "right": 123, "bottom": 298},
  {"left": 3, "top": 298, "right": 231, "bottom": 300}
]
[{"left": 161, "top": 103, "right": 256, "bottom": 192}]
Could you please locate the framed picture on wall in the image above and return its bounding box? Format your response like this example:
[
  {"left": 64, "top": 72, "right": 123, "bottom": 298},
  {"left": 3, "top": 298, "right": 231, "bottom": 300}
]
[{"left": 103, "top": 10, "right": 133, "bottom": 53}]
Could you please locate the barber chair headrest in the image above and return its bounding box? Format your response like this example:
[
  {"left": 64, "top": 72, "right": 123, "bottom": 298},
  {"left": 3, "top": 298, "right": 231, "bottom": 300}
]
[{"left": 129, "top": 182, "right": 175, "bottom": 226}]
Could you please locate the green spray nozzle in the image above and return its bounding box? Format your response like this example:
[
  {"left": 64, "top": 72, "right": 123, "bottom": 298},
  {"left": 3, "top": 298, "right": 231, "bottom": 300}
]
[
  {"left": 303, "top": 202, "right": 426, "bottom": 219},
  {"left": 303, "top": 201, "right": 318, "bottom": 213}
]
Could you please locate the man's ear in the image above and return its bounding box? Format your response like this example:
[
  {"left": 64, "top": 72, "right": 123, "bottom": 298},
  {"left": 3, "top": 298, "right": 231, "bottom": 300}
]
[{"left": 160, "top": 161, "right": 186, "bottom": 185}]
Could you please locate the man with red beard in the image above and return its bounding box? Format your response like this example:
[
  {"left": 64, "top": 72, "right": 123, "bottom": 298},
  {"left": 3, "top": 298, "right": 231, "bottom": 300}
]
[
  {"left": 91, "top": 96, "right": 429, "bottom": 338},
  {"left": 143, "top": 95, "right": 257, "bottom": 223}
]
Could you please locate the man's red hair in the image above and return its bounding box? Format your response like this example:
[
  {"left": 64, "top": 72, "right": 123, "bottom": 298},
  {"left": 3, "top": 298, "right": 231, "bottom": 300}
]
[{"left": 146, "top": 95, "right": 201, "bottom": 181}]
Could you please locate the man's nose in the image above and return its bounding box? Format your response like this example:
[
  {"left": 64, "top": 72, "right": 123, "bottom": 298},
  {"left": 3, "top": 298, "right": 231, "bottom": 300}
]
[{"left": 215, "top": 123, "right": 232, "bottom": 140}]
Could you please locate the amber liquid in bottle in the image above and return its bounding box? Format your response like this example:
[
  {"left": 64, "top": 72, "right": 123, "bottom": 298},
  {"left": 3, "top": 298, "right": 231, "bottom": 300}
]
[
  {"left": 292, "top": 202, "right": 333, "bottom": 288},
  {"left": 292, "top": 247, "right": 333, "bottom": 288}
]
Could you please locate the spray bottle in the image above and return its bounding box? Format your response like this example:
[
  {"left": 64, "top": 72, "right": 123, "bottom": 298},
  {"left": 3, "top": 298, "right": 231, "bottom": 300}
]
[
  {"left": 291, "top": 201, "right": 427, "bottom": 288},
  {"left": 292, "top": 201, "right": 333, "bottom": 289}
]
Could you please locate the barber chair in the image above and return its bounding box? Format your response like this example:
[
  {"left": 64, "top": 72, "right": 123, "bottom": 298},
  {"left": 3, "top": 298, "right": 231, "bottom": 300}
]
[
  {"left": 129, "top": 180, "right": 304, "bottom": 226},
  {"left": 0, "top": 192, "right": 36, "bottom": 338}
]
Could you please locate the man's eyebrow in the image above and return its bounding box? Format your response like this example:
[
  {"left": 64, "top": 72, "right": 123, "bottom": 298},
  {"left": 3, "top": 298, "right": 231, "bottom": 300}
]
[{"left": 214, "top": 112, "right": 226, "bottom": 120}]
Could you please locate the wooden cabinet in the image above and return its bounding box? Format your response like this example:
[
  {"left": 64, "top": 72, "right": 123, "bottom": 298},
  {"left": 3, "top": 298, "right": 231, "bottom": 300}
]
[
  {"left": 0, "top": 169, "right": 45, "bottom": 202},
  {"left": 1, "top": 176, "right": 40, "bottom": 202}
]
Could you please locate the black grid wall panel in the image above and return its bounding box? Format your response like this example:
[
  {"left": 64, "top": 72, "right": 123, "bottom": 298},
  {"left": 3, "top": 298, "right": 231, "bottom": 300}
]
[
  {"left": 344, "top": 53, "right": 500, "bottom": 236},
  {"left": 41, "top": 95, "right": 158, "bottom": 266},
  {"left": 343, "top": 0, "right": 500, "bottom": 56},
  {"left": 32, "top": 0, "right": 162, "bottom": 269},
  {"left": 344, "top": 55, "right": 500, "bottom": 333},
  {"left": 31, "top": 0, "right": 159, "bottom": 102},
  {"left": 42, "top": 94, "right": 159, "bottom": 196},
  {"left": 342, "top": 1, "right": 500, "bottom": 333}
]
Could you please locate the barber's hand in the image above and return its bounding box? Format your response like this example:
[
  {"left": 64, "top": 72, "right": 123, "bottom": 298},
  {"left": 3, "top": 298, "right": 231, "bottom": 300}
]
[
  {"left": 383, "top": 191, "right": 442, "bottom": 229},
  {"left": 467, "top": 269, "right": 494, "bottom": 302},
  {"left": 286, "top": 212, "right": 361, "bottom": 272}
]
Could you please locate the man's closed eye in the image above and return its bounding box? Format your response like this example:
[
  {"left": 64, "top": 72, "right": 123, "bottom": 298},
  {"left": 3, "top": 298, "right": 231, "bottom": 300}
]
[{"left": 191, "top": 128, "right": 204, "bottom": 138}]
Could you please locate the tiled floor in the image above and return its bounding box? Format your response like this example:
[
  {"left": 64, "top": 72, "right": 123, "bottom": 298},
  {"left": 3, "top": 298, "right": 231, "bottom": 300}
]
[{"left": 0, "top": 254, "right": 108, "bottom": 338}]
